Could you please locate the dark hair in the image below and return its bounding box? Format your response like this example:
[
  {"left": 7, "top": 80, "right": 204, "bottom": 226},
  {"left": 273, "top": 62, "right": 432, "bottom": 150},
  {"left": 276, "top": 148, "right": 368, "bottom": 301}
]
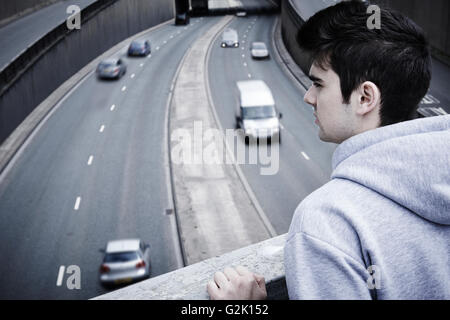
[{"left": 297, "top": 0, "right": 431, "bottom": 126}]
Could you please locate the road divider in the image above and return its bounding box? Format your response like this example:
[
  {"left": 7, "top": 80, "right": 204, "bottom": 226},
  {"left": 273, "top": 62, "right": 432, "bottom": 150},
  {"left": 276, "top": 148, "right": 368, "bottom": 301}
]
[{"left": 168, "top": 15, "right": 274, "bottom": 266}]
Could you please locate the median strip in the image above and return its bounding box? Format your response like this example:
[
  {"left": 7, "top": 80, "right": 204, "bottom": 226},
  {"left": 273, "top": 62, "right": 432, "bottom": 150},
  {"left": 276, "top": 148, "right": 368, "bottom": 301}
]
[{"left": 169, "top": 16, "right": 273, "bottom": 265}]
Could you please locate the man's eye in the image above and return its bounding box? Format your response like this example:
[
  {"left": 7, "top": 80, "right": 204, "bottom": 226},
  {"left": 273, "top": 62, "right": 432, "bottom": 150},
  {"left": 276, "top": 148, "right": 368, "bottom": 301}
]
[{"left": 313, "top": 82, "right": 322, "bottom": 88}]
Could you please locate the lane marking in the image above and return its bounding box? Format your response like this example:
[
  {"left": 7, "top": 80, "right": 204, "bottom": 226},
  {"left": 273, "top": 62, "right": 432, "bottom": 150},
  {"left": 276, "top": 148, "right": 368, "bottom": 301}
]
[
  {"left": 121, "top": 86, "right": 126, "bottom": 92},
  {"left": 301, "top": 152, "right": 310, "bottom": 161},
  {"left": 248, "top": 74, "right": 252, "bottom": 78},
  {"left": 156, "top": 46, "right": 160, "bottom": 50},
  {"left": 87, "top": 155, "right": 93, "bottom": 166},
  {"left": 99, "top": 125, "right": 105, "bottom": 132},
  {"left": 140, "top": 63, "right": 144, "bottom": 67},
  {"left": 110, "top": 104, "right": 115, "bottom": 111},
  {"left": 243, "top": 62, "right": 247, "bottom": 67},
  {"left": 56, "top": 266, "right": 65, "bottom": 286},
  {"left": 130, "top": 73, "right": 135, "bottom": 79},
  {"left": 74, "top": 197, "right": 81, "bottom": 210},
  {"left": 242, "top": 54, "right": 245, "bottom": 58}
]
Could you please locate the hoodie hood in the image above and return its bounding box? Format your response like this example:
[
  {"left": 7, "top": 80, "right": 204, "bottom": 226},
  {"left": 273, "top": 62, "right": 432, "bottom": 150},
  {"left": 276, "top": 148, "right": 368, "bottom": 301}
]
[{"left": 332, "top": 115, "right": 450, "bottom": 225}]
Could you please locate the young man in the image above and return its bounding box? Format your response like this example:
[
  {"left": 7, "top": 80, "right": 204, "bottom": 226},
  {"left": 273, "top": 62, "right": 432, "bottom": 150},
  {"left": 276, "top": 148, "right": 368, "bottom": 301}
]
[{"left": 207, "top": 0, "right": 450, "bottom": 300}]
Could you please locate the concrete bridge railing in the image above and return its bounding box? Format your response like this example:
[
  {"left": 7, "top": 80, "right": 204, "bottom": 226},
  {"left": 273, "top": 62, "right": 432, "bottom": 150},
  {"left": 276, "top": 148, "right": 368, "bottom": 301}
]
[{"left": 94, "top": 234, "right": 288, "bottom": 300}]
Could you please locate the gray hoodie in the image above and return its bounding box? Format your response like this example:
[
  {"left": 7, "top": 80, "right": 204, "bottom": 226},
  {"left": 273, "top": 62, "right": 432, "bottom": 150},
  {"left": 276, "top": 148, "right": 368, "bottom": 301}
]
[{"left": 285, "top": 115, "right": 450, "bottom": 299}]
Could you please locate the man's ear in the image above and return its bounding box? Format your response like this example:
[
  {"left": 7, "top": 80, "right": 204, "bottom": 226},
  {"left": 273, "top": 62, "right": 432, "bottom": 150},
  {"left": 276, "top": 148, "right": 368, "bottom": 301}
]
[{"left": 355, "top": 81, "right": 381, "bottom": 116}]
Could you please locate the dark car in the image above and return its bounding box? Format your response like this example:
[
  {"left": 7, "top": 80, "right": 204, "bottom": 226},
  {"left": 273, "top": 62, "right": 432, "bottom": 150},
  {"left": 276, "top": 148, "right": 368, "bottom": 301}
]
[
  {"left": 128, "top": 40, "right": 151, "bottom": 57},
  {"left": 175, "top": 12, "right": 190, "bottom": 25},
  {"left": 96, "top": 58, "right": 126, "bottom": 80}
]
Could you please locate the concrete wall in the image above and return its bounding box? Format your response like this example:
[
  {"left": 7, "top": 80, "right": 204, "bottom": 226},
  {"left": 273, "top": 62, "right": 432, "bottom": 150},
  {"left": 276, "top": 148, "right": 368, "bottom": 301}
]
[
  {"left": 281, "top": 0, "right": 450, "bottom": 77},
  {"left": 0, "top": 0, "right": 59, "bottom": 27},
  {"left": 280, "top": 0, "right": 310, "bottom": 75},
  {"left": 0, "top": 0, "right": 174, "bottom": 145},
  {"left": 372, "top": 0, "right": 450, "bottom": 64}
]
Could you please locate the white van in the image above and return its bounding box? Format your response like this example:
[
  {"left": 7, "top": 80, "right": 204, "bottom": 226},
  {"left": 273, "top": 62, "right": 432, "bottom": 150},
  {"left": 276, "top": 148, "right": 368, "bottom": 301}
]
[
  {"left": 235, "top": 80, "right": 282, "bottom": 143},
  {"left": 221, "top": 28, "right": 239, "bottom": 48}
]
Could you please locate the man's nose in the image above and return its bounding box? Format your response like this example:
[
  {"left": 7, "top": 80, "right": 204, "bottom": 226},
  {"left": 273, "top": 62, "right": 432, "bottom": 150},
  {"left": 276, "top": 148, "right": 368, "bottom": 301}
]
[{"left": 304, "top": 87, "right": 316, "bottom": 108}]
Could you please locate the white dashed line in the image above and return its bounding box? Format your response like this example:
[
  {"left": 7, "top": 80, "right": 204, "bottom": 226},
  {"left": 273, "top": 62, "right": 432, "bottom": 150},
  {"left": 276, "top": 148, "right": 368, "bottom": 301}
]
[
  {"left": 56, "top": 266, "right": 65, "bottom": 286},
  {"left": 121, "top": 86, "right": 126, "bottom": 92},
  {"left": 243, "top": 62, "right": 247, "bottom": 67},
  {"left": 163, "top": 41, "right": 167, "bottom": 44},
  {"left": 242, "top": 54, "right": 245, "bottom": 58},
  {"left": 87, "top": 155, "right": 94, "bottom": 166},
  {"left": 140, "top": 63, "right": 144, "bottom": 67},
  {"left": 248, "top": 74, "right": 252, "bottom": 78},
  {"left": 301, "top": 152, "right": 310, "bottom": 160},
  {"left": 110, "top": 104, "right": 115, "bottom": 111},
  {"left": 74, "top": 197, "right": 81, "bottom": 210},
  {"left": 156, "top": 46, "right": 160, "bottom": 50},
  {"left": 99, "top": 125, "right": 105, "bottom": 133},
  {"left": 130, "top": 73, "right": 135, "bottom": 79}
]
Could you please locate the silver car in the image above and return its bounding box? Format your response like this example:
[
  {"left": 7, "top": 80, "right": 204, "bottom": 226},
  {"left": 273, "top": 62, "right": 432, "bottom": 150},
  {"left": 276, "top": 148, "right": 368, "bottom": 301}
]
[
  {"left": 250, "top": 42, "right": 270, "bottom": 59},
  {"left": 99, "top": 239, "right": 151, "bottom": 287},
  {"left": 96, "top": 58, "right": 127, "bottom": 79}
]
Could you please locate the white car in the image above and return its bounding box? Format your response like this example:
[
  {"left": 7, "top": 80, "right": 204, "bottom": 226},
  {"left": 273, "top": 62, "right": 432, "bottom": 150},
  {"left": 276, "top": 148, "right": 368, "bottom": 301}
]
[
  {"left": 99, "top": 239, "right": 151, "bottom": 287},
  {"left": 250, "top": 42, "right": 270, "bottom": 59}
]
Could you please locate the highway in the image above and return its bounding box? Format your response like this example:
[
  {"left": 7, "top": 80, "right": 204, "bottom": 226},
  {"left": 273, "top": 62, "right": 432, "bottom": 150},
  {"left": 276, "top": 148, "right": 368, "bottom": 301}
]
[
  {"left": 208, "top": 14, "right": 336, "bottom": 233},
  {"left": 0, "top": 16, "right": 221, "bottom": 300}
]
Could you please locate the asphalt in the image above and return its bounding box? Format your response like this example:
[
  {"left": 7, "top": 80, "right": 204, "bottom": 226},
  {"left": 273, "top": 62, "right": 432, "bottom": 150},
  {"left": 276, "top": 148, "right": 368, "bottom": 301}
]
[{"left": 0, "top": 16, "right": 221, "bottom": 300}]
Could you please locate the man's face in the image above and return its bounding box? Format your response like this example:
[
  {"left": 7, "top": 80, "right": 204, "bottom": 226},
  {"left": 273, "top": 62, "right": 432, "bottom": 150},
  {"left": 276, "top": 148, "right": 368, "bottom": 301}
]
[{"left": 304, "top": 63, "right": 357, "bottom": 144}]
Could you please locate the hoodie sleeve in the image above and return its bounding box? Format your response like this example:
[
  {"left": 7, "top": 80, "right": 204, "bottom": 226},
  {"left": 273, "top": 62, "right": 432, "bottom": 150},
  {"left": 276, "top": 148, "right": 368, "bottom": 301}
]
[{"left": 284, "top": 231, "right": 373, "bottom": 300}]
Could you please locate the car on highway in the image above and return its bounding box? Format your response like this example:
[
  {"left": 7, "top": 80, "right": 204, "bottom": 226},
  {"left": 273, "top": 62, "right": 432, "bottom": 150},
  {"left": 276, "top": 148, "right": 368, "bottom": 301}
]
[
  {"left": 99, "top": 239, "right": 151, "bottom": 287},
  {"left": 128, "top": 40, "right": 151, "bottom": 57},
  {"left": 96, "top": 58, "right": 126, "bottom": 80},
  {"left": 235, "top": 80, "right": 282, "bottom": 143},
  {"left": 221, "top": 28, "right": 239, "bottom": 48},
  {"left": 175, "top": 12, "right": 190, "bottom": 25},
  {"left": 250, "top": 42, "right": 270, "bottom": 59}
]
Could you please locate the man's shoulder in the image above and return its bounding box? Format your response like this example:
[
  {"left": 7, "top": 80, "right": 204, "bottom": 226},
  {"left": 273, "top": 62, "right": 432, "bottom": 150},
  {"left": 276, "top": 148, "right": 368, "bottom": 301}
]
[{"left": 288, "top": 179, "right": 368, "bottom": 257}]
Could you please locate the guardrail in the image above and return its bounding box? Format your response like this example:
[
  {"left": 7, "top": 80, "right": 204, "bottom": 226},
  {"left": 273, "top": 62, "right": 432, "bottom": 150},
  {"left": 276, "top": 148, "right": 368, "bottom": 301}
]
[{"left": 95, "top": 234, "right": 288, "bottom": 300}]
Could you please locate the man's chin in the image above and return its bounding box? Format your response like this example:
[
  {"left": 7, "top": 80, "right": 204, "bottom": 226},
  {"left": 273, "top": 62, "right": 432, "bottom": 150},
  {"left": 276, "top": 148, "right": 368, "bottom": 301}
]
[{"left": 318, "top": 130, "right": 335, "bottom": 143}]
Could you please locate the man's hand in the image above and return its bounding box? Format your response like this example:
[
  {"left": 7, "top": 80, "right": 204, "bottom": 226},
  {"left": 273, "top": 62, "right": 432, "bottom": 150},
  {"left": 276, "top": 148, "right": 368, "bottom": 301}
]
[{"left": 207, "top": 266, "right": 267, "bottom": 300}]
